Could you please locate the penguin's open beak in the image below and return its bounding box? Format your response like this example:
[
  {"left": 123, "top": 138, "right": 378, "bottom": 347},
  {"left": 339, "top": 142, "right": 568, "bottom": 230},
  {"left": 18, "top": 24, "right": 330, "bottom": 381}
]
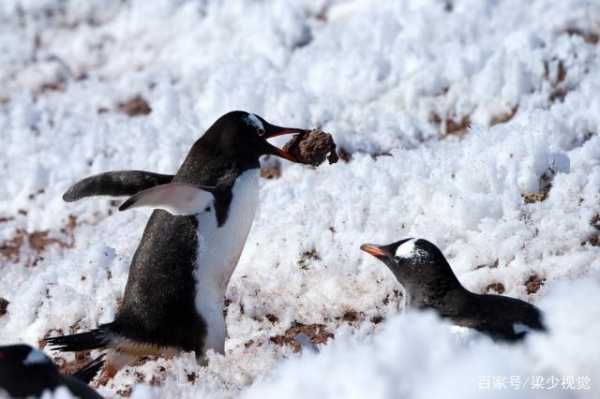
[
  {"left": 360, "top": 243, "right": 388, "bottom": 259},
  {"left": 262, "top": 124, "right": 309, "bottom": 163}
]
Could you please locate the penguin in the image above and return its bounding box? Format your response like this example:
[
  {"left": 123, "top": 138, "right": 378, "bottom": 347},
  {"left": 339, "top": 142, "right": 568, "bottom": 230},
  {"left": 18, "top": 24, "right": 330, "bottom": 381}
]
[
  {"left": 0, "top": 344, "right": 102, "bottom": 398},
  {"left": 45, "top": 111, "right": 309, "bottom": 378},
  {"left": 360, "top": 238, "right": 546, "bottom": 342}
]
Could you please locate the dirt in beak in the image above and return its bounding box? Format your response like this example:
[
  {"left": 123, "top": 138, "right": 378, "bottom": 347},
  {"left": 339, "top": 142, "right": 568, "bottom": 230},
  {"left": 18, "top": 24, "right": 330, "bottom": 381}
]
[{"left": 282, "top": 129, "right": 339, "bottom": 166}]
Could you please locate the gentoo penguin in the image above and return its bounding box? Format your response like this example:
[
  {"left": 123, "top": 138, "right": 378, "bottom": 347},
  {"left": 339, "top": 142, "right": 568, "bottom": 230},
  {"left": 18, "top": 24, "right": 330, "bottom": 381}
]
[
  {"left": 45, "top": 111, "right": 309, "bottom": 377},
  {"left": 360, "top": 238, "right": 546, "bottom": 342},
  {"left": 0, "top": 344, "right": 102, "bottom": 398}
]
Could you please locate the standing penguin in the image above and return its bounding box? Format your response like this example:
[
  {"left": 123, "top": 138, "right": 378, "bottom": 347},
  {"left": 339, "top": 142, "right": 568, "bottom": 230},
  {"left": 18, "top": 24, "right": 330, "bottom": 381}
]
[
  {"left": 360, "top": 238, "right": 546, "bottom": 342},
  {"left": 45, "top": 111, "right": 309, "bottom": 376},
  {"left": 0, "top": 344, "right": 102, "bottom": 398}
]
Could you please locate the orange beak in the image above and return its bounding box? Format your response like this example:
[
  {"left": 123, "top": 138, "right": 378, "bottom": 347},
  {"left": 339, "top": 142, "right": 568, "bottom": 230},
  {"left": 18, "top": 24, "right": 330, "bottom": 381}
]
[
  {"left": 360, "top": 243, "right": 387, "bottom": 258},
  {"left": 263, "top": 126, "right": 308, "bottom": 163}
]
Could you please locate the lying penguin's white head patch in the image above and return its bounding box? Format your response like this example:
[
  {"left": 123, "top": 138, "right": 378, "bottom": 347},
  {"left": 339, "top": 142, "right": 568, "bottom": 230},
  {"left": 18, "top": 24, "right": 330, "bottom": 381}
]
[
  {"left": 395, "top": 239, "right": 417, "bottom": 258},
  {"left": 395, "top": 239, "right": 429, "bottom": 260},
  {"left": 23, "top": 348, "right": 49, "bottom": 366},
  {"left": 512, "top": 322, "right": 531, "bottom": 335},
  {"left": 244, "top": 113, "right": 265, "bottom": 133}
]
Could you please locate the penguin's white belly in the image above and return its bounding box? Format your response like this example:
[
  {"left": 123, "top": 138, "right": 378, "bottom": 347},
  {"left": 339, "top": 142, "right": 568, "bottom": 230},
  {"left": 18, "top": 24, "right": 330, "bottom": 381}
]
[{"left": 193, "top": 169, "right": 259, "bottom": 354}]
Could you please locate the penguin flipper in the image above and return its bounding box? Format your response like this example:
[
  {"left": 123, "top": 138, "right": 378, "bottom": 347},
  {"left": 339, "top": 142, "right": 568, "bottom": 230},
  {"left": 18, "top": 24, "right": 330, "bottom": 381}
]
[
  {"left": 71, "top": 354, "right": 106, "bottom": 384},
  {"left": 63, "top": 170, "right": 174, "bottom": 202},
  {"left": 118, "top": 182, "right": 216, "bottom": 215}
]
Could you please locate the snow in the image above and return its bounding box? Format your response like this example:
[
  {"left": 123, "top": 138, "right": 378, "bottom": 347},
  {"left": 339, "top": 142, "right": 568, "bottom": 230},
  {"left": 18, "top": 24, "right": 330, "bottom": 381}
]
[{"left": 0, "top": 0, "right": 599, "bottom": 398}]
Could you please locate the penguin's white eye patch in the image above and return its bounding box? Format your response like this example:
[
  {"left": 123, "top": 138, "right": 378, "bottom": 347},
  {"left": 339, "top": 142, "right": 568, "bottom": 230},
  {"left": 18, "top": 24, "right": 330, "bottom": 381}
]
[
  {"left": 23, "top": 349, "right": 49, "bottom": 365},
  {"left": 395, "top": 239, "right": 417, "bottom": 258},
  {"left": 512, "top": 323, "right": 531, "bottom": 335},
  {"left": 394, "top": 239, "right": 429, "bottom": 261},
  {"left": 244, "top": 113, "right": 265, "bottom": 134}
]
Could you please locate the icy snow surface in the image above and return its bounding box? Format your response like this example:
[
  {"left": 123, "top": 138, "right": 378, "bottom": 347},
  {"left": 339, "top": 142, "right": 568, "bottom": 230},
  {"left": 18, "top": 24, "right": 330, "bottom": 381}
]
[{"left": 1, "top": 0, "right": 600, "bottom": 398}]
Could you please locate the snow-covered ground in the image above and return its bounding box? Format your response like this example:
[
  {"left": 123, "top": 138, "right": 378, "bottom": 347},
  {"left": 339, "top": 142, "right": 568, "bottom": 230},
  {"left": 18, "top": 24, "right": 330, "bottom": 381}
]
[{"left": 1, "top": 0, "right": 600, "bottom": 397}]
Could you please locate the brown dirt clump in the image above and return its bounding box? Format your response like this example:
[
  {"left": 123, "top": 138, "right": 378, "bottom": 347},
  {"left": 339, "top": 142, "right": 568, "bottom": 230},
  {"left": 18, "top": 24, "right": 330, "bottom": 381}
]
[
  {"left": 298, "top": 248, "right": 321, "bottom": 270},
  {"left": 0, "top": 215, "right": 78, "bottom": 266},
  {"left": 485, "top": 282, "right": 505, "bottom": 294},
  {"left": 260, "top": 160, "right": 281, "bottom": 179},
  {"left": 522, "top": 167, "right": 557, "bottom": 204},
  {"left": 563, "top": 27, "right": 599, "bottom": 45},
  {"left": 265, "top": 313, "right": 279, "bottom": 323},
  {"left": 283, "top": 129, "right": 338, "bottom": 166},
  {"left": 337, "top": 147, "right": 352, "bottom": 162},
  {"left": 430, "top": 113, "right": 471, "bottom": 137},
  {"left": 341, "top": 310, "right": 360, "bottom": 323},
  {"left": 521, "top": 191, "right": 548, "bottom": 204},
  {"left": 0, "top": 232, "right": 25, "bottom": 262},
  {"left": 582, "top": 213, "right": 600, "bottom": 247},
  {"left": 525, "top": 274, "right": 545, "bottom": 294},
  {"left": 117, "top": 95, "right": 152, "bottom": 117},
  {"left": 270, "top": 322, "right": 334, "bottom": 352},
  {"left": 490, "top": 106, "right": 518, "bottom": 126}
]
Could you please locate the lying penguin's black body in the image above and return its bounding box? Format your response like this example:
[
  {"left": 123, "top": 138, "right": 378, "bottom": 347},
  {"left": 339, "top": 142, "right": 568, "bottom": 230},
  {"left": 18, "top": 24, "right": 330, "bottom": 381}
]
[
  {"left": 0, "top": 344, "right": 102, "bottom": 398},
  {"left": 46, "top": 111, "right": 308, "bottom": 376},
  {"left": 361, "top": 238, "right": 546, "bottom": 342}
]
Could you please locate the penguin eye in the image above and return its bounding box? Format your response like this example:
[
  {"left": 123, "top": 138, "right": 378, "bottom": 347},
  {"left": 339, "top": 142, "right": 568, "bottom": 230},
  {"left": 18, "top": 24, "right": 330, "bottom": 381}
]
[
  {"left": 394, "top": 256, "right": 401, "bottom": 262},
  {"left": 245, "top": 114, "right": 266, "bottom": 136}
]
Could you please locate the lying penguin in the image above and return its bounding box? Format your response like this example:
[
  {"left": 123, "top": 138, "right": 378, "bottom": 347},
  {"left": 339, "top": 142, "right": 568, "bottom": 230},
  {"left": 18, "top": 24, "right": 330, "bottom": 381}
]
[
  {"left": 0, "top": 344, "right": 102, "bottom": 398},
  {"left": 361, "top": 238, "right": 546, "bottom": 341},
  {"left": 45, "top": 111, "right": 312, "bottom": 378}
]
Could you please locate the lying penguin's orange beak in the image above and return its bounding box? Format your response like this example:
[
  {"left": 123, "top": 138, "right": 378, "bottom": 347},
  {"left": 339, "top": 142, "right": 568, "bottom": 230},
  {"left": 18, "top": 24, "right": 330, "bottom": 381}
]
[
  {"left": 360, "top": 243, "right": 387, "bottom": 258},
  {"left": 263, "top": 124, "right": 309, "bottom": 163}
]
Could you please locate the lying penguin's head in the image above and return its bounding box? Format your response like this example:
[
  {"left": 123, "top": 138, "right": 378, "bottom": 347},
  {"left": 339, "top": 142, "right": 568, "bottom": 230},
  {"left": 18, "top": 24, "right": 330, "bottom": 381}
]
[
  {"left": 200, "top": 111, "right": 308, "bottom": 164},
  {"left": 0, "top": 344, "right": 53, "bottom": 370},
  {"left": 360, "top": 238, "right": 458, "bottom": 298}
]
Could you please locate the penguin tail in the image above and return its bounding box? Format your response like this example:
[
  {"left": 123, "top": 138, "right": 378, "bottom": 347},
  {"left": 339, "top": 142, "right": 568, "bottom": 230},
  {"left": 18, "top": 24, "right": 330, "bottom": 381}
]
[
  {"left": 71, "top": 354, "right": 106, "bottom": 384},
  {"left": 44, "top": 324, "right": 113, "bottom": 352}
]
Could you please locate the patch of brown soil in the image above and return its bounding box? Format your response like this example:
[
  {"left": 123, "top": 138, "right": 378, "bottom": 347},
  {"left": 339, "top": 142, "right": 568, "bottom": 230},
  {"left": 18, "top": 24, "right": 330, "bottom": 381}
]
[
  {"left": 485, "top": 282, "right": 505, "bottom": 294},
  {"left": 0, "top": 215, "right": 77, "bottom": 266},
  {"left": 298, "top": 248, "right": 321, "bottom": 270},
  {"left": 490, "top": 106, "right": 518, "bottom": 126},
  {"left": 270, "top": 322, "right": 334, "bottom": 352},
  {"left": 430, "top": 113, "right": 471, "bottom": 137},
  {"left": 260, "top": 160, "right": 281, "bottom": 179},
  {"left": 563, "top": 27, "right": 599, "bottom": 45},
  {"left": 522, "top": 167, "right": 556, "bottom": 204},
  {"left": 265, "top": 313, "right": 279, "bottom": 323},
  {"left": 521, "top": 191, "right": 548, "bottom": 204},
  {"left": 117, "top": 95, "right": 152, "bottom": 117},
  {"left": 525, "top": 274, "right": 545, "bottom": 294},
  {"left": 582, "top": 213, "right": 600, "bottom": 247}
]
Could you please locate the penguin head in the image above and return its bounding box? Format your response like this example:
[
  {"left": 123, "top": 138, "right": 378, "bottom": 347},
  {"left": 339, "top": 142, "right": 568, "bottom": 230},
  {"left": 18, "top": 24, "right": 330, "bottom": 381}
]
[
  {"left": 0, "top": 345, "right": 67, "bottom": 397},
  {"left": 199, "top": 111, "right": 308, "bottom": 165},
  {"left": 361, "top": 238, "right": 459, "bottom": 297},
  {"left": 0, "top": 344, "right": 54, "bottom": 371}
]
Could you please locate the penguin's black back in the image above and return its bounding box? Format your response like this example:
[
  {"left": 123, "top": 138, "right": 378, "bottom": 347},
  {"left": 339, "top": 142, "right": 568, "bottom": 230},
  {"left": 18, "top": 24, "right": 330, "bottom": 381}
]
[
  {"left": 449, "top": 292, "right": 545, "bottom": 342},
  {"left": 115, "top": 210, "right": 206, "bottom": 352}
]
